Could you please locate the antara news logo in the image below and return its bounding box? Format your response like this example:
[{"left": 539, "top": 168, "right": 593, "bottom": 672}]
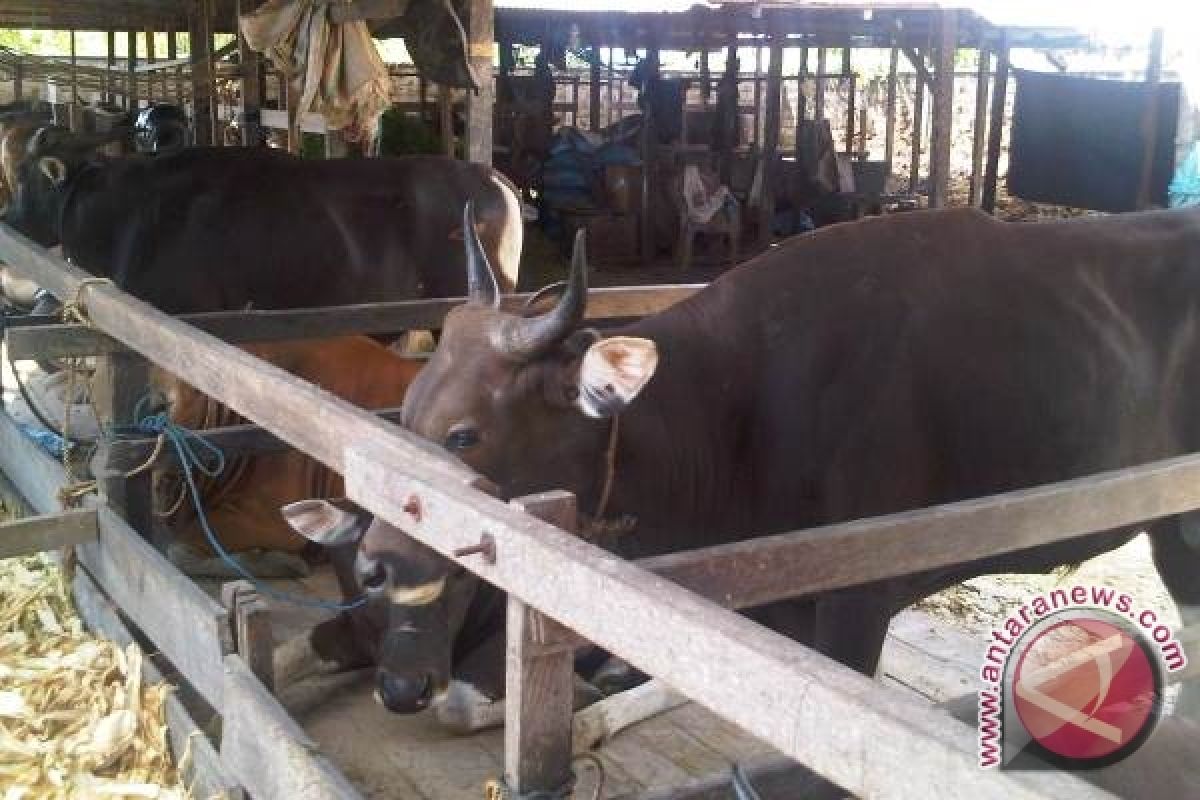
[{"left": 978, "top": 585, "right": 1186, "bottom": 770}]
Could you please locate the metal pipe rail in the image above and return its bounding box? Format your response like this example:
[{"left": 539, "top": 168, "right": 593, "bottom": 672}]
[{"left": 0, "top": 221, "right": 1111, "bottom": 799}]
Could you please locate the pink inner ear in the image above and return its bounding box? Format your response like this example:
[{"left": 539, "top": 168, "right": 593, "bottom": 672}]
[{"left": 281, "top": 499, "right": 347, "bottom": 542}]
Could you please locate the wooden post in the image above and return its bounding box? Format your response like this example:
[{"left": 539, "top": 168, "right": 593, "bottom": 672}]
[
  {"left": 909, "top": 59, "right": 925, "bottom": 196},
  {"left": 236, "top": 0, "right": 263, "bottom": 147},
  {"left": 127, "top": 30, "right": 139, "bottom": 111},
  {"left": 969, "top": 44, "right": 991, "bottom": 206},
  {"left": 144, "top": 30, "right": 156, "bottom": 103},
  {"left": 699, "top": 45, "right": 710, "bottom": 107},
  {"left": 589, "top": 53, "right": 601, "bottom": 131},
  {"left": 464, "top": 0, "right": 494, "bottom": 165},
  {"left": 752, "top": 44, "right": 762, "bottom": 146},
  {"left": 845, "top": 74, "right": 857, "bottom": 155},
  {"left": 91, "top": 353, "right": 157, "bottom": 549},
  {"left": 69, "top": 30, "right": 79, "bottom": 105},
  {"left": 639, "top": 43, "right": 660, "bottom": 263},
  {"left": 607, "top": 47, "right": 614, "bottom": 128},
  {"left": 13, "top": 57, "right": 22, "bottom": 103},
  {"left": 759, "top": 32, "right": 784, "bottom": 249},
  {"left": 928, "top": 11, "right": 956, "bottom": 208},
  {"left": 190, "top": 0, "right": 215, "bottom": 146},
  {"left": 167, "top": 30, "right": 181, "bottom": 105},
  {"left": 504, "top": 491, "right": 578, "bottom": 797},
  {"left": 814, "top": 48, "right": 826, "bottom": 120},
  {"left": 221, "top": 580, "right": 275, "bottom": 691},
  {"left": 106, "top": 31, "right": 116, "bottom": 104},
  {"left": 439, "top": 84, "right": 454, "bottom": 157},
  {"left": 1136, "top": 27, "right": 1165, "bottom": 209},
  {"left": 884, "top": 45, "right": 899, "bottom": 176},
  {"left": 981, "top": 41, "right": 1008, "bottom": 213}
]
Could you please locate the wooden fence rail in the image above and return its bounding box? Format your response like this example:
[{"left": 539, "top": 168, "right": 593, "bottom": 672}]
[
  {"left": 0, "top": 222, "right": 1111, "bottom": 799},
  {"left": 4, "top": 285, "right": 702, "bottom": 360}
]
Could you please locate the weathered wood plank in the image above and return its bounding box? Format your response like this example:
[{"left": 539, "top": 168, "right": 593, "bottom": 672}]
[
  {"left": 928, "top": 11, "right": 957, "bottom": 209},
  {"left": 71, "top": 565, "right": 245, "bottom": 800},
  {"left": 981, "top": 41, "right": 1009, "bottom": 214},
  {"left": 77, "top": 504, "right": 232, "bottom": 710},
  {"left": 640, "top": 450, "right": 1200, "bottom": 612},
  {"left": 222, "top": 580, "right": 275, "bottom": 692},
  {"left": 221, "top": 654, "right": 363, "bottom": 800},
  {"left": 345, "top": 441, "right": 1109, "bottom": 800},
  {"left": 504, "top": 492, "right": 579, "bottom": 796},
  {"left": 0, "top": 508, "right": 96, "bottom": 558},
  {"left": 968, "top": 43, "right": 991, "bottom": 206},
  {"left": 0, "top": 401, "right": 69, "bottom": 514},
  {"left": 3, "top": 285, "right": 702, "bottom": 360}
]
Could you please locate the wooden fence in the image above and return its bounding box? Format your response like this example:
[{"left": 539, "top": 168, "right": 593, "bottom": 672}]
[{"left": 3, "top": 219, "right": 1182, "bottom": 798}]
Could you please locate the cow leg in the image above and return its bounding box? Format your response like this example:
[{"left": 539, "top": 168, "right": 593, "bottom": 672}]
[
  {"left": 813, "top": 587, "right": 894, "bottom": 677},
  {"left": 274, "top": 612, "right": 373, "bottom": 689},
  {"left": 1149, "top": 515, "right": 1200, "bottom": 718}
]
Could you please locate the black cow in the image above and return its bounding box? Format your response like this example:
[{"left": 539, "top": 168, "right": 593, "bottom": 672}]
[
  {"left": 290, "top": 206, "right": 1200, "bottom": 723},
  {"left": 3, "top": 128, "right": 522, "bottom": 312}
]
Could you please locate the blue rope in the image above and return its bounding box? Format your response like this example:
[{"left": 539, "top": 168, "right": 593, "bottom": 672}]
[{"left": 132, "top": 399, "right": 365, "bottom": 612}]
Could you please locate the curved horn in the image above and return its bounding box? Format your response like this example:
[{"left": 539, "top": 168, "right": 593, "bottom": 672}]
[
  {"left": 463, "top": 200, "right": 499, "bottom": 308},
  {"left": 496, "top": 229, "right": 588, "bottom": 360},
  {"left": 27, "top": 126, "right": 55, "bottom": 157}
]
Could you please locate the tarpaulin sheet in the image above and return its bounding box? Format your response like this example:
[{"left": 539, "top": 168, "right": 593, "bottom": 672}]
[{"left": 1008, "top": 69, "right": 1179, "bottom": 211}]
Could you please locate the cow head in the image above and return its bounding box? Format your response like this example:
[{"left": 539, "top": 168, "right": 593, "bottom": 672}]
[
  {"left": 285, "top": 203, "right": 659, "bottom": 714},
  {"left": 4, "top": 126, "right": 112, "bottom": 247}
]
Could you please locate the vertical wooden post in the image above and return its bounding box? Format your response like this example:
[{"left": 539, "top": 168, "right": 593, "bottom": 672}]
[
  {"left": 91, "top": 353, "right": 157, "bottom": 549},
  {"left": 190, "top": 0, "right": 215, "bottom": 146},
  {"left": 221, "top": 580, "right": 275, "bottom": 691},
  {"left": 69, "top": 30, "right": 78, "bottom": 105},
  {"left": 465, "top": 0, "right": 494, "bottom": 165},
  {"left": 845, "top": 74, "right": 857, "bottom": 155},
  {"left": 439, "top": 84, "right": 454, "bottom": 157},
  {"left": 127, "top": 30, "right": 139, "bottom": 111},
  {"left": 13, "top": 57, "right": 22, "bottom": 103},
  {"left": 884, "top": 45, "right": 898, "bottom": 176},
  {"left": 928, "top": 11, "right": 956, "bottom": 208},
  {"left": 236, "top": 0, "right": 263, "bottom": 147},
  {"left": 167, "top": 30, "right": 181, "bottom": 104},
  {"left": 504, "top": 491, "right": 578, "bottom": 797},
  {"left": 589, "top": 52, "right": 601, "bottom": 131},
  {"left": 1136, "top": 27, "right": 1165, "bottom": 209},
  {"left": 814, "top": 47, "right": 826, "bottom": 120},
  {"left": 639, "top": 42, "right": 660, "bottom": 263},
  {"left": 145, "top": 30, "right": 156, "bottom": 103},
  {"left": 909, "top": 58, "right": 925, "bottom": 196},
  {"left": 752, "top": 44, "right": 762, "bottom": 146},
  {"left": 968, "top": 44, "right": 991, "bottom": 206},
  {"left": 759, "top": 31, "right": 784, "bottom": 249},
  {"left": 105, "top": 31, "right": 116, "bottom": 105},
  {"left": 981, "top": 40, "right": 1008, "bottom": 213},
  {"left": 699, "top": 45, "right": 710, "bottom": 107},
  {"left": 607, "top": 47, "right": 615, "bottom": 128}
]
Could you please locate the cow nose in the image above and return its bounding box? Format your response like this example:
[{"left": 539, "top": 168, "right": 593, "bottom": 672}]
[{"left": 377, "top": 670, "right": 434, "bottom": 713}]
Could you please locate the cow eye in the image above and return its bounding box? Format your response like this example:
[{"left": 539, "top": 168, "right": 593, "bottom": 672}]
[{"left": 444, "top": 426, "right": 480, "bottom": 451}]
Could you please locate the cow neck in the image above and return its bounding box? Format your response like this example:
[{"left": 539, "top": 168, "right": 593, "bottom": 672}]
[
  {"left": 580, "top": 414, "right": 636, "bottom": 541},
  {"left": 55, "top": 160, "right": 101, "bottom": 262}
]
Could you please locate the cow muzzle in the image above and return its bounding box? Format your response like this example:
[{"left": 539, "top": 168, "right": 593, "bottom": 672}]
[{"left": 376, "top": 669, "right": 434, "bottom": 713}]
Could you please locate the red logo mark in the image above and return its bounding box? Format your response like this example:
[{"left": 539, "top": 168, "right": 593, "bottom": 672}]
[{"left": 1012, "top": 617, "right": 1159, "bottom": 763}]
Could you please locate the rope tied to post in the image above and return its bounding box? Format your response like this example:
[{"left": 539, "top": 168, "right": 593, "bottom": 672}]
[
  {"left": 483, "top": 754, "right": 605, "bottom": 800},
  {"left": 60, "top": 277, "right": 115, "bottom": 329},
  {"left": 133, "top": 398, "right": 366, "bottom": 612}
]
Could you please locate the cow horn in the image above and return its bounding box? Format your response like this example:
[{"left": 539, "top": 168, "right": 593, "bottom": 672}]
[
  {"left": 463, "top": 200, "right": 499, "bottom": 308},
  {"left": 496, "top": 229, "right": 588, "bottom": 360},
  {"left": 27, "top": 126, "right": 54, "bottom": 156}
]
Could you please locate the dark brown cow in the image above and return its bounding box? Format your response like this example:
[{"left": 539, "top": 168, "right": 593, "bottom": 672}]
[
  {"left": 293, "top": 206, "right": 1200, "bottom": 720},
  {"left": 3, "top": 130, "right": 521, "bottom": 313}
]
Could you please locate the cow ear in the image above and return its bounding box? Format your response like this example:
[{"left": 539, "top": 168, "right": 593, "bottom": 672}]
[
  {"left": 575, "top": 336, "right": 658, "bottom": 418},
  {"left": 281, "top": 499, "right": 365, "bottom": 547},
  {"left": 39, "top": 156, "right": 68, "bottom": 186}
]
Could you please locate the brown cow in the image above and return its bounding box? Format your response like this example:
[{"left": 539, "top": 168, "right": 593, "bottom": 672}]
[{"left": 151, "top": 336, "right": 422, "bottom": 565}]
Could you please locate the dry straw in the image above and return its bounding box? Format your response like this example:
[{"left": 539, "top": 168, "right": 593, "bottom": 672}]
[{"left": 0, "top": 553, "right": 187, "bottom": 799}]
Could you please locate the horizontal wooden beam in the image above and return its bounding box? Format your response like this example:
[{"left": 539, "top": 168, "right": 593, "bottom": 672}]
[
  {"left": 4, "top": 285, "right": 701, "bottom": 360},
  {"left": 76, "top": 504, "right": 232, "bottom": 711},
  {"left": 0, "top": 222, "right": 1105, "bottom": 799},
  {"left": 71, "top": 565, "right": 244, "bottom": 799},
  {"left": 0, "top": 508, "right": 96, "bottom": 558},
  {"left": 221, "top": 654, "right": 363, "bottom": 799},
  {"left": 642, "top": 451, "right": 1200, "bottom": 610}
]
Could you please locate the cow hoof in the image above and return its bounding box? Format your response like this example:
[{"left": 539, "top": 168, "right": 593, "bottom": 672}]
[{"left": 432, "top": 680, "right": 505, "bottom": 734}]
